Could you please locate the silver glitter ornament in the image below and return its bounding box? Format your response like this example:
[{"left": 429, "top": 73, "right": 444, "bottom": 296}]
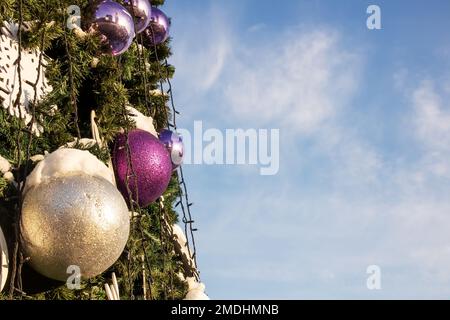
[
  {"left": 0, "top": 224, "right": 8, "bottom": 292},
  {"left": 21, "top": 174, "right": 130, "bottom": 282}
]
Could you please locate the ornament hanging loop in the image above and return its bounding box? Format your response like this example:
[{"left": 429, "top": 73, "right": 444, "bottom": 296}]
[
  {"left": 91, "top": 110, "right": 117, "bottom": 186},
  {"left": 91, "top": 110, "right": 104, "bottom": 148}
]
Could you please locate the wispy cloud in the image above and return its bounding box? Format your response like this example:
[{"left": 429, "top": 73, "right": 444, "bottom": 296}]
[
  {"left": 170, "top": 4, "right": 232, "bottom": 95},
  {"left": 247, "top": 23, "right": 266, "bottom": 33},
  {"left": 413, "top": 80, "right": 450, "bottom": 153},
  {"left": 169, "top": 1, "right": 450, "bottom": 299},
  {"left": 222, "top": 29, "right": 361, "bottom": 134},
  {"left": 410, "top": 81, "right": 450, "bottom": 181}
]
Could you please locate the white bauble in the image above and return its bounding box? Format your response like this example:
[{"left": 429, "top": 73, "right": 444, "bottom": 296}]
[
  {"left": 0, "top": 224, "right": 8, "bottom": 292},
  {"left": 21, "top": 174, "right": 129, "bottom": 281},
  {"left": 22, "top": 148, "right": 128, "bottom": 282}
]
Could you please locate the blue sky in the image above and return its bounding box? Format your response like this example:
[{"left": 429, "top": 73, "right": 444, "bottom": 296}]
[{"left": 163, "top": 0, "right": 450, "bottom": 299}]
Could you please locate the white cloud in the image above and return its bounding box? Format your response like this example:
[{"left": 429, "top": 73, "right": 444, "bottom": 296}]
[
  {"left": 170, "top": 4, "right": 232, "bottom": 94},
  {"left": 413, "top": 80, "right": 450, "bottom": 152},
  {"left": 170, "top": 2, "right": 450, "bottom": 299},
  {"left": 404, "top": 79, "right": 450, "bottom": 180},
  {"left": 195, "top": 71, "right": 450, "bottom": 298},
  {"left": 393, "top": 68, "right": 409, "bottom": 90},
  {"left": 247, "top": 23, "right": 266, "bottom": 33},
  {"left": 382, "top": 78, "right": 450, "bottom": 283},
  {"left": 223, "top": 29, "right": 361, "bottom": 134},
  {"left": 311, "top": 125, "right": 383, "bottom": 186},
  {"left": 198, "top": 169, "right": 450, "bottom": 298}
]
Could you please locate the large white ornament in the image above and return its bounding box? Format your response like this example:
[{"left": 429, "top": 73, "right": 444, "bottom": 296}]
[
  {"left": 0, "top": 21, "right": 54, "bottom": 136},
  {"left": 21, "top": 173, "right": 130, "bottom": 281},
  {"left": 0, "top": 224, "right": 8, "bottom": 293}
]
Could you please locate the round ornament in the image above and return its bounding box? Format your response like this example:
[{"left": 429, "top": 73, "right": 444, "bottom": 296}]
[
  {"left": 123, "top": 0, "right": 152, "bottom": 34},
  {"left": 141, "top": 7, "right": 170, "bottom": 46},
  {"left": 0, "top": 224, "right": 8, "bottom": 292},
  {"left": 159, "top": 129, "right": 184, "bottom": 170},
  {"left": 85, "top": 0, "right": 136, "bottom": 56},
  {"left": 21, "top": 174, "right": 130, "bottom": 281},
  {"left": 113, "top": 129, "right": 172, "bottom": 207}
]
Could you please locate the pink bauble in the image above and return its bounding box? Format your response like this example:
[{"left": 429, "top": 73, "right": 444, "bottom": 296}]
[{"left": 113, "top": 129, "right": 172, "bottom": 207}]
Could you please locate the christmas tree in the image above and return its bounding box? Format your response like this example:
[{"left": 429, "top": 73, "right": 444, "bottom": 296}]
[{"left": 0, "top": 0, "right": 206, "bottom": 300}]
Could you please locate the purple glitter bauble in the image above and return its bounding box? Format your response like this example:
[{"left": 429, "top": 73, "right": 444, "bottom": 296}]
[
  {"left": 141, "top": 7, "right": 170, "bottom": 46},
  {"left": 85, "top": 0, "right": 135, "bottom": 56},
  {"left": 159, "top": 129, "right": 184, "bottom": 170},
  {"left": 113, "top": 129, "right": 173, "bottom": 207},
  {"left": 123, "top": 0, "right": 152, "bottom": 34}
]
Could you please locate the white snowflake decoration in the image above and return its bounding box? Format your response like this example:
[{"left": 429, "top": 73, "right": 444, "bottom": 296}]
[{"left": 0, "top": 21, "right": 55, "bottom": 136}]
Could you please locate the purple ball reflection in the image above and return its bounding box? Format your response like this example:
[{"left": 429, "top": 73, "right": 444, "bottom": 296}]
[
  {"left": 142, "top": 7, "right": 170, "bottom": 46},
  {"left": 123, "top": 0, "right": 152, "bottom": 34},
  {"left": 159, "top": 129, "right": 184, "bottom": 170},
  {"left": 87, "top": 0, "right": 135, "bottom": 56}
]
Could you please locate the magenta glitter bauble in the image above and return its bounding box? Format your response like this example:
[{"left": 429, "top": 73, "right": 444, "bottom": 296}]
[
  {"left": 159, "top": 129, "right": 184, "bottom": 170},
  {"left": 84, "top": 0, "right": 135, "bottom": 56},
  {"left": 113, "top": 129, "right": 173, "bottom": 207}
]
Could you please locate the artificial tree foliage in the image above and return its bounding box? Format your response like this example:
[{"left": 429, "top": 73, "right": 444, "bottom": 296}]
[{"left": 0, "top": 0, "right": 189, "bottom": 300}]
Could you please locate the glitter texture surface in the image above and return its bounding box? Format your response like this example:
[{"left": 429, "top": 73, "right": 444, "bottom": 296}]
[
  {"left": 21, "top": 174, "right": 130, "bottom": 281},
  {"left": 113, "top": 129, "right": 173, "bottom": 207}
]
